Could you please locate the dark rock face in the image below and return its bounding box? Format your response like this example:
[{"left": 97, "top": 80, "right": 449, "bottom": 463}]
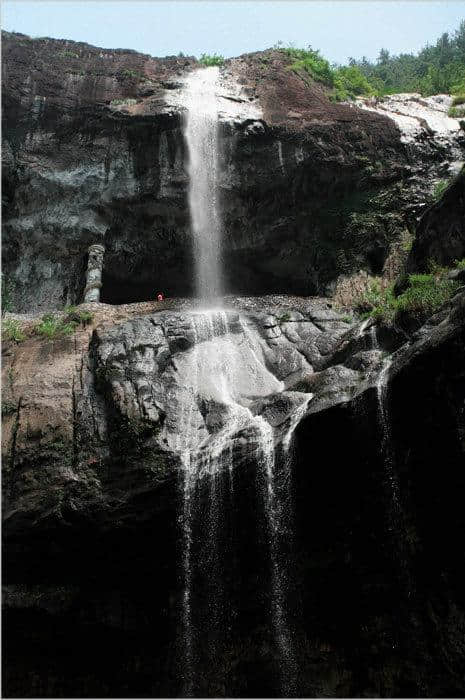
[
  {"left": 2, "top": 32, "right": 195, "bottom": 311},
  {"left": 293, "top": 289, "right": 465, "bottom": 698},
  {"left": 408, "top": 166, "right": 465, "bottom": 271},
  {"left": 3, "top": 30, "right": 465, "bottom": 699},
  {"left": 3, "top": 290, "right": 465, "bottom": 697},
  {"left": 3, "top": 34, "right": 464, "bottom": 313}
]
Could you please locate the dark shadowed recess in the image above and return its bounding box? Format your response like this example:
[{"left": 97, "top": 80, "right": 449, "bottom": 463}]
[
  {"left": 291, "top": 360, "right": 465, "bottom": 697},
  {"left": 4, "top": 455, "right": 286, "bottom": 698}
]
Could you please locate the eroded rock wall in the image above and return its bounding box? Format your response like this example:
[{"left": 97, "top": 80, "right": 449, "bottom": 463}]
[{"left": 3, "top": 34, "right": 464, "bottom": 312}]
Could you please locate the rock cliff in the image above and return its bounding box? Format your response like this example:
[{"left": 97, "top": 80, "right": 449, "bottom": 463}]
[
  {"left": 3, "top": 32, "right": 464, "bottom": 312},
  {"left": 2, "top": 30, "right": 465, "bottom": 699},
  {"left": 407, "top": 166, "right": 465, "bottom": 270},
  {"left": 3, "top": 286, "right": 465, "bottom": 696}
]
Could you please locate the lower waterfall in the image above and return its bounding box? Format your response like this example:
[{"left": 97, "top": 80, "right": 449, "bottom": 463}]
[
  {"left": 172, "top": 311, "right": 310, "bottom": 695},
  {"left": 376, "top": 353, "right": 400, "bottom": 516},
  {"left": 372, "top": 331, "right": 412, "bottom": 594}
]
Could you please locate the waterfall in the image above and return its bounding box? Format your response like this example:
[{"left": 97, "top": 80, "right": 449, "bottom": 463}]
[
  {"left": 177, "top": 66, "right": 310, "bottom": 694},
  {"left": 376, "top": 358, "right": 393, "bottom": 464},
  {"left": 257, "top": 399, "right": 310, "bottom": 696},
  {"left": 372, "top": 332, "right": 399, "bottom": 510},
  {"left": 183, "top": 67, "right": 222, "bottom": 304},
  {"left": 173, "top": 310, "right": 310, "bottom": 694}
]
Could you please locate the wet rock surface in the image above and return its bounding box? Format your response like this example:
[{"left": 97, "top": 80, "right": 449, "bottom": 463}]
[
  {"left": 3, "top": 290, "right": 465, "bottom": 697},
  {"left": 2, "top": 296, "right": 358, "bottom": 542}
]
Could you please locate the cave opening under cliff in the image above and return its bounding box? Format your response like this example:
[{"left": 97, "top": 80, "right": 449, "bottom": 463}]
[
  {"left": 99, "top": 258, "right": 195, "bottom": 305},
  {"left": 100, "top": 270, "right": 161, "bottom": 305}
]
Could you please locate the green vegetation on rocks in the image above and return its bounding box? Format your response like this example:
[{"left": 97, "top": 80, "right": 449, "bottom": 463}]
[
  {"left": 35, "top": 307, "right": 93, "bottom": 339},
  {"left": 35, "top": 313, "right": 78, "bottom": 339},
  {"left": 199, "top": 53, "right": 224, "bottom": 66},
  {"left": 110, "top": 98, "right": 137, "bottom": 107},
  {"left": 1, "top": 400, "right": 17, "bottom": 417},
  {"left": 59, "top": 50, "right": 79, "bottom": 59},
  {"left": 65, "top": 307, "right": 94, "bottom": 325},
  {"left": 121, "top": 69, "right": 145, "bottom": 80},
  {"left": 283, "top": 47, "right": 375, "bottom": 101},
  {"left": 432, "top": 179, "right": 450, "bottom": 200},
  {"left": 282, "top": 20, "right": 465, "bottom": 99},
  {"left": 448, "top": 104, "right": 465, "bottom": 118},
  {"left": 357, "top": 270, "right": 460, "bottom": 323},
  {"left": 2, "top": 319, "right": 26, "bottom": 343}
]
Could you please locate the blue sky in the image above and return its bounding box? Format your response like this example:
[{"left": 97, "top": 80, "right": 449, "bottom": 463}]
[{"left": 2, "top": 1, "right": 465, "bottom": 64}]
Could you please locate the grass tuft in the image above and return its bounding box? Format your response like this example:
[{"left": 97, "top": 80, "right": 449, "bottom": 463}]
[
  {"left": 35, "top": 314, "right": 78, "bottom": 340},
  {"left": 2, "top": 319, "right": 26, "bottom": 343}
]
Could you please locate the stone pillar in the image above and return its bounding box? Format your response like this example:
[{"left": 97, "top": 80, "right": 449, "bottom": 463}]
[{"left": 83, "top": 244, "right": 105, "bottom": 303}]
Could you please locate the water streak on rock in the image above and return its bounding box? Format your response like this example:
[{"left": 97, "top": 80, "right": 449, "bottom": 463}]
[{"left": 376, "top": 353, "right": 400, "bottom": 514}]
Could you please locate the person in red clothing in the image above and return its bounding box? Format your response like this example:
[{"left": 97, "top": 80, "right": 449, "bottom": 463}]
[{"left": 157, "top": 292, "right": 164, "bottom": 302}]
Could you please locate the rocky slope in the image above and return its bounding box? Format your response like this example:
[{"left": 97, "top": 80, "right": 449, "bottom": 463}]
[{"left": 3, "top": 32, "right": 464, "bottom": 312}]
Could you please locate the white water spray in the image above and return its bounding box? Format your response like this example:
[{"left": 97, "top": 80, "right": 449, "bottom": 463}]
[{"left": 184, "top": 68, "right": 222, "bottom": 303}]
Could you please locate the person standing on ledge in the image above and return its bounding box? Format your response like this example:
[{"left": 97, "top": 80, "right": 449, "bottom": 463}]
[{"left": 157, "top": 292, "right": 164, "bottom": 302}]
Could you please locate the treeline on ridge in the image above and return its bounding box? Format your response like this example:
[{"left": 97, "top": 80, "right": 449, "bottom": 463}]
[{"left": 280, "top": 20, "right": 465, "bottom": 102}]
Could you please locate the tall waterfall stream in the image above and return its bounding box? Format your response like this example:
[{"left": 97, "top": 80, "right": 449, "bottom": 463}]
[
  {"left": 177, "top": 68, "right": 309, "bottom": 694},
  {"left": 184, "top": 66, "right": 222, "bottom": 303}
]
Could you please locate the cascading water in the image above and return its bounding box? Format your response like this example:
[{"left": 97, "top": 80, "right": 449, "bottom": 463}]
[
  {"left": 184, "top": 67, "right": 222, "bottom": 303},
  {"left": 172, "top": 309, "right": 311, "bottom": 694},
  {"left": 371, "top": 334, "right": 399, "bottom": 510},
  {"left": 177, "top": 66, "right": 311, "bottom": 695}
]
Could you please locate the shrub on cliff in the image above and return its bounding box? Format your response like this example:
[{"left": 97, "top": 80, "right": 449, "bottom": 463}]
[
  {"left": 283, "top": 47, "right": 375, "bottom": 101},
  {"left": 199, "top": 53, "right": 224, "bottom": 66},
  {"left": 395, "top": 273, "right": 459, "bottom": 317},
  {"left": 356, "top": 270, "right": 459, "bottom": 323},
  {"left": 332, "top": 65, "right": 376, "bottom": 100},
  {"left": 64, "top": 307, "right": 94, "bottom": 326},
  {"left": 285, "top": 47, "right": 334, "bottom": 85}
]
